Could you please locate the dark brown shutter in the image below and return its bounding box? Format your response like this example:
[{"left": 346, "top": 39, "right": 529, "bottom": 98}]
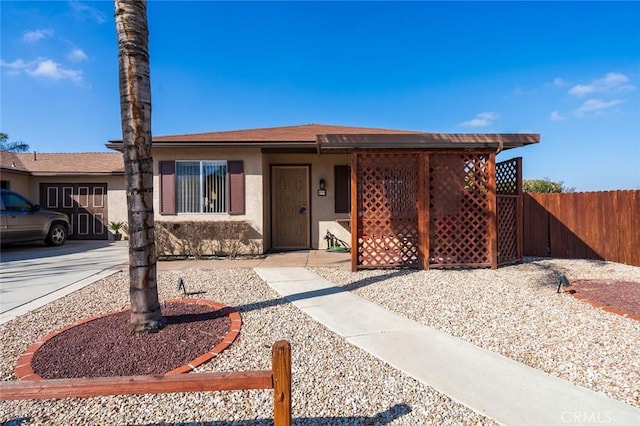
[
  {"left": 228, "top": 160, "right": 245, "bottom": 215},
  {"left": 334, "top": 165, "right": 350, "bottom": 213},
  {"left": 159, "top": 161, "right": 176, "bottom": 215}
]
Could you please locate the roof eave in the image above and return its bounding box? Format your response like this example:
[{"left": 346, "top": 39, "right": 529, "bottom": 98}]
[
  {"left": 29, "top": 171, "right": 125, "bottom": 176},
  {"left": 0, "top": 167, "right": 30, "bottom": 175},
  {"left": 317, "top": 133, "right": 540, "bottom": 152}
]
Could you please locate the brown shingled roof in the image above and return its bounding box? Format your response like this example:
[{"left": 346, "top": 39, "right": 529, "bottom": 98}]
[
  {"left": 1, "top": 152, "right": 124, "bottom": 175},
  {"left": 0, "top": 152, "right": 29, "bottom": 173},
  {"left": 105, "top": 123, "right": 539, "bottom": 151},
  {"left": 149, "top": 123, "right": 420, "bottom": 143}
]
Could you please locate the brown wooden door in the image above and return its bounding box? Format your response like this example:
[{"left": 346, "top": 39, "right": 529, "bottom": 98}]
[
  {"left": 271, "top": 166, "right": 310, "bottom": 249},
  {"left": 40, "top": 183, "right": 108, "bottom": 240}
]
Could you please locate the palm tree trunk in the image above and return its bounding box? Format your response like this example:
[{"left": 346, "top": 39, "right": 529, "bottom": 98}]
[{"left": 115, "top": 0, "right": 165, "bottom": 334}]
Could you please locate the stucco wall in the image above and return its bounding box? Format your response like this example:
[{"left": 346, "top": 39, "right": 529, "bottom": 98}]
[
  {"left": 0, "top": 171, "right": 30, "bottom": 196},
  {"left": 264, "top": 153, "right": 351, "bottom": 249},
  {"left": 152, "top": 147, "right": 265, "bottom": 252}
]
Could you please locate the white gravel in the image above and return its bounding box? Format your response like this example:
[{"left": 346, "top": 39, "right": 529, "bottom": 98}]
[
  {"left": 313, "top": 258, "right": 640, "bottom": 409},
  {"left": 1, "top": 257, "right": 638, "bottom": 425},
  {"left": 1, "top": 267, "right": 493, "bottom": 425}
]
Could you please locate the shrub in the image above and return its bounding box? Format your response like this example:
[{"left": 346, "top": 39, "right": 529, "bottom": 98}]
[{"left": 155, "top": 221, "right": 260, "bottom": 259}]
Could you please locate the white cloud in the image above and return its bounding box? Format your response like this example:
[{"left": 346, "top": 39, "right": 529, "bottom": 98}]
[
  {"left": 550, "top": 111, "right": 567, "bottom": 121},
  {"left": 68, "top": 0, "right": 107, "bottom": 24},
  {"left": 569, "top": 72, "right": 635, "bottom": 97},
  {"left": 1, "top": 58, "right": 28, "bottom": 70},
  {"left": 0, "top": 58, "right": 29, "bottom": 76},
  {"left": 459, "top": 111, "right": 498, "bottom": 127},
  {"left": 575, "top": 99, "right": 623, "bottom": 116},
  {"left": 68, "top": 48, "right": 88, "bottom": 62},
  {"left": 2, "top": 57, "right": 84, "bottom": 83},
  {"left": 23, "top": 28, "right": 54, "bottom": 43},
  {"left": 544, "top": 77, "right": 565, "bottom": 88},
  {"left": 26, "top": 59, "right": 83, "bottom": 83}
]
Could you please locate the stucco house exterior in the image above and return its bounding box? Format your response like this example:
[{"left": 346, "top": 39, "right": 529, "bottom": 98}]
[
  {"left": 1, "top": 152, "right": 126, "bottom": 240},
  {"left": 1, "top": 123, "right": 539, "bottom": 270}
]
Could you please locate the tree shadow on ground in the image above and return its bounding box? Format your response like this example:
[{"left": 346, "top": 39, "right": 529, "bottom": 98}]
[
  {"left": 233, "top": 269, "right": 418, "bottom": 315},
  {"left": 521, "top": 256, "right": 611, "bottom": 292},
  {"left": 2, "top": 403, "right": 412, "bottom": 426}
]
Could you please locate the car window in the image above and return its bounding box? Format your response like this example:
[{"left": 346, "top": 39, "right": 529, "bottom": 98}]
[{"left": 0, "top": 192, "right": 34, "bottom": 211}]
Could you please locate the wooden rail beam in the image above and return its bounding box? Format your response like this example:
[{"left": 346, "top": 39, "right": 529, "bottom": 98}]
[
  {"left": 0, "top": 340, "right": 292, "bottom": 426},
  {"left": 0, "top": 371, "right": 273, "bottom": 400}
]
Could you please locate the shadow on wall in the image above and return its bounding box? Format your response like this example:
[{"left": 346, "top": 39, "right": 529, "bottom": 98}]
[
  {"left": 524, "top": 191, "right": 640, "bottom": 266},
  {"left": 156, "top": 220, "right": 263, "bottom": 259},
  {"left": 524, "top": 194, "right": 604, "bottom": 261}
]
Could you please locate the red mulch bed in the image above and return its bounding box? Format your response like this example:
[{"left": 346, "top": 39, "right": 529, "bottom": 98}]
[
  {"left": 30, "top": 302, "right": 231, "bottom": 379},
  {"left": 568, "top": 279, "right": 640, "bottom": 318}
]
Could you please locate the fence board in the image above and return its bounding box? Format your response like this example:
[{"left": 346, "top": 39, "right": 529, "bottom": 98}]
[
  {"left": 523, "top": 190, "right": 639, "bottom": 266},
  {"left": 523, "top": 194, "right": 548, "bottom": 255}
]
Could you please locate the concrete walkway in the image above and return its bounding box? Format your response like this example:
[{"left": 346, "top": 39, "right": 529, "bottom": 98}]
[{"left": 254, "top": 267, "right": 640, "bottom": 426}]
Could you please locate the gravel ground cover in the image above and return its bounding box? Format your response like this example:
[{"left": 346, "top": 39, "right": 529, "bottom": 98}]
[
  {"left": 313, "top": 258, "right": 640, "bottom": 409},
  {"left": 1, "top": 268, "right": 494, "bottom": 425}
]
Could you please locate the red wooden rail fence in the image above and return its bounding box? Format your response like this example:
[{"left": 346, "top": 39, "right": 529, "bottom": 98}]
[
  {"left": 523, "top": 191, "right": 639, "bottom": 266},
  {"left": 0, "top": 340, "right": 292, "bottom": 426}
]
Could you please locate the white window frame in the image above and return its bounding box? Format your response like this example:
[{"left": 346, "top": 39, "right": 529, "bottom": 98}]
[{"left": 175, "top": 160, "right": 228, "bottom": 214}]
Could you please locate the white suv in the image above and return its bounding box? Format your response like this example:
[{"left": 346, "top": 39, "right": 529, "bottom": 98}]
[{"left": 0, "top": 189, "right": 71, "bottom": 246}]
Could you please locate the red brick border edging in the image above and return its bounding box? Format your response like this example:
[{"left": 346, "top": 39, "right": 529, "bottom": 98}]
[
  {"left": 15, "top": 298, "right": 242, "bottom": 381},
  {"left": 563, "top": 286, "right": 640, "bottom": 322}
]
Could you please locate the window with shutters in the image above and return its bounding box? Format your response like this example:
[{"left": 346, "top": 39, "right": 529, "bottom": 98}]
[
  {"left": 176, "top": 160, "right": 228, "bottom": 213},
  {"left": 160, "top": 160, "right": 244, "bottom": 216}
]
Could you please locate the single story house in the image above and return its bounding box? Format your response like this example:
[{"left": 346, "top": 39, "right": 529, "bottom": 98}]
[
  {"left": 2, "top": 123, "right": 539, "bottom": 270},
  {"left": 1, "top": 151, "right": 126, "bottom": 240}
]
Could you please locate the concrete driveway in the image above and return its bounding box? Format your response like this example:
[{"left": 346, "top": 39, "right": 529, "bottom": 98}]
[{"left": 0, "top": 240, "right": 128, "bottom": 324}]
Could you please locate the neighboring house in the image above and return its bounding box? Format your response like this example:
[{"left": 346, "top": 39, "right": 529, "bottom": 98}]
[
  {"left": 0, "top": 152, "right": 125, "bottom": 240},
  {"left": 1, "top": 123, "right": 539, "bottom": 270},
  {"left": 107, "top": 123, "right": 538, "bottom": 270}
]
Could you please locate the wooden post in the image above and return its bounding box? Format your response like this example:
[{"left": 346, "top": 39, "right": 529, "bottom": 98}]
[
  {"left": 516, "top": 157, "right": 523, "bottom": 263},
  {"left": 418, "top": 152, "right": 430, "bottom": 270},
  {"left": 272, "top": 340, "right": 292, "bottom": 426},
  {"left": 488, "top": 153, "right": 498, "bottom": 269},
  {"left": 350, "top": 152, "right": 358, "bottom": 272},
  {"left": 0, "top": 340, "right": 292, "bottom": 425}
]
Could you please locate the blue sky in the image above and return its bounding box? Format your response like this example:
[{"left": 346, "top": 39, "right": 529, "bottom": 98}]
[{"left": 1, "top": 1, "right": 639, "bottom": 191}]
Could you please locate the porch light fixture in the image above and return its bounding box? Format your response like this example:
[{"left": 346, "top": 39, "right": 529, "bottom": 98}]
[{"left": 318, "top": 178, "right": 327, "bottom": 196}]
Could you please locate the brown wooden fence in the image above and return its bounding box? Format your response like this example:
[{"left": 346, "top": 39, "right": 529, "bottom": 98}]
[
  {"left": 523, "top": 191, "right": 639, "bottom": 266},
  {"left": 0, "top": 340, "right": 292, "bottom": 426}
]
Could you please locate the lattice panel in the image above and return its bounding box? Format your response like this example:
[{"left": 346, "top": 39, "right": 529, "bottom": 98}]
[
  {"left": 496, "top": 157, "right": 522, "bottom": 265},
  {"left": 497, "top": 197, "right": 518, "bottom": 264},
  {"left": 429, "top": 154, "right": 491, "bottom": 266},
  {"left": 496, "top": 157, "right": 519, "bottom": 195},
  {"left": 356, "top": 153, "right": 419, "bottom": 268}
]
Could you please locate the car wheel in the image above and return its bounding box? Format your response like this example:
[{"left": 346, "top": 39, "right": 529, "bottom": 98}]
[{"left": 45, "top": 223, "right": 67, "bottom": 246}]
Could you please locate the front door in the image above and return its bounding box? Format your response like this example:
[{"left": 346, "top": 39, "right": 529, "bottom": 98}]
[{"left": 271, "top": 165, "right": 310, "bottom": 249}]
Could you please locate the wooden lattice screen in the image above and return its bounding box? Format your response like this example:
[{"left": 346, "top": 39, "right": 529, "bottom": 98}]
[
  {"left": 496, "top": 157, "right": 523, "bottom": 265},
  {"left": 353, "top": 151, "right": 503, "bottom": 270},
  {"left": 428, "top": 154, "right": 492, "bottom": 267},
  {"left": 355, "top": 153, "right": 420, "bottom": 268}
]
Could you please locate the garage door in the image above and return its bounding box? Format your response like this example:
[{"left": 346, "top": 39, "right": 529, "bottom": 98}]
[{"left": 40, "top": 183, "right": 108, "bottom": 240}]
